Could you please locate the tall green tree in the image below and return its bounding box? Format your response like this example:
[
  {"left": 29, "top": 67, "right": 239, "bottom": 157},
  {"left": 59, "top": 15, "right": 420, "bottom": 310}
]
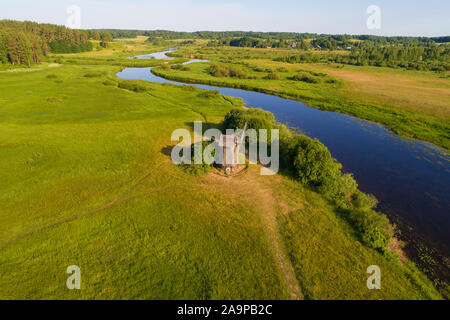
[{"left": 100, "top": 31, "right": 112, "bottom": 48}]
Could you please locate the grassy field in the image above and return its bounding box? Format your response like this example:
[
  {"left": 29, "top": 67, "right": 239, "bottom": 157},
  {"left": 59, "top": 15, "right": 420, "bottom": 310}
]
[
  {"left": 155, "top": 45, "right": 450, "bottom": 150},
  {"left": 0, "top": 40, "right": 443, "bottom": 299}
]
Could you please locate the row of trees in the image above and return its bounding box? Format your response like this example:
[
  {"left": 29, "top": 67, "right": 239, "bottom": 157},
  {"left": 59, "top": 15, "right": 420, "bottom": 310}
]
[
  {"left": 89, "top": 29, "right": 139, "bottom": 39},
  {"left": 208, "top": 35, "right": 450, "bottom": 53},
  {"left": 0, "top": 20, "right": 93, "bottom": 66},
  {"left": 206, "top": 37, "right": 309, "bottom": 49},
  {"left": 0, "top": 31, "right": 42, "bottom": 65},
  {"left": 142, "top": 30, "right": 317, "bottom": 40},
  {"left": 276, "top": 43, "right": 450, "bottom": 71},
  {"left": 86, "top": 30, "right": 113, "bottom": 47},
  {"left": 219, "top": 35, "right": 448, "bottom": 51},
  {"left": 309, "top": 37, "right": 353, "bottom": 50},
  {"left": 141, "top": 30, "right": 450, "bottom": 45},
  {"left": 345, "top": 44, "right": 450, "bottom": 70}
]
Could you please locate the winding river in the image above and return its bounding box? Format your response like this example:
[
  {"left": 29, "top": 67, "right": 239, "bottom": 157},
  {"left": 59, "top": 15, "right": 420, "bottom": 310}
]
[{"left": 117, "top": 50, "right": 450, "bottom": 269}]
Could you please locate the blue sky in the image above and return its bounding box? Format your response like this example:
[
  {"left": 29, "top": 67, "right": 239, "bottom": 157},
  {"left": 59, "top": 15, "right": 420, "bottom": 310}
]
[{"left": 1, "top": 0, "right": 449, "bottom": 36}]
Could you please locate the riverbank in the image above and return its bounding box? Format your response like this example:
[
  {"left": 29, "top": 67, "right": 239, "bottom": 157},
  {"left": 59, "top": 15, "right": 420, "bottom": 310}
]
[{"left": 151, "top": 56, "right": 450, "bottom": 151}]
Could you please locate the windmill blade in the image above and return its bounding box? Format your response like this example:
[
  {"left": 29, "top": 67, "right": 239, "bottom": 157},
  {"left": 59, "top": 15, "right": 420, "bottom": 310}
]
[{"left": 239, "top": 122, "right": 248, "bottom": 144}]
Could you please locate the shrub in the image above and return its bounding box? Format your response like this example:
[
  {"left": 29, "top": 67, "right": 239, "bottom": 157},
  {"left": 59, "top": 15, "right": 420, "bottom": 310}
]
[
  {"left": 228, "top": 66, "right": 249, "bottom": 79},
  {"left": 348, "top": 209, "right": 394, "bottom": 252},
  {"left": 198, "top": 90, "right": 220, "bottom": 99},
  {"left": 253, "top": 67, "right": 265, "bottom": 72},
  {"left": 84, "top": 71, "right": 103, "bottom": 78},
  {"left": 291, "top": 135, "right": 341, "bottom": 186},
  {"left": 183, "top": 163, "right": 210, "bottom": 175},
  {"left": 222, "top": 108, "right": 275, "bottom": 132},
  {"left": 102, "top": 80, "right": 116, "bottom": 86},
  {"left": 319, "top": 173, "right": 358, "bottom": 209},
  {"left": 208, "top": 65, "right": 228, "bottom": 77},
  {"left": 208, "top": 64, "right": 250, "bottom": 79},
  {"left": 183, "top": 141, "right": 215, "bottom": 175},
  {"left": 353, "top": 192, "right": 378, "bottom": 210},
  {"left": 50, "top": 57, "right": 64, "bottom": 64},
  {"left": 292, "top": 72, "right": 320, "bottom": 83},
  {"left": 265, "top": 72, "right": 280, "bottom": 80},
  {"left": 118, "top": 80, "right": 147, "bottom": 92},
  {"left": 182, "top": 85, "right": 196, "bottom": 91}
]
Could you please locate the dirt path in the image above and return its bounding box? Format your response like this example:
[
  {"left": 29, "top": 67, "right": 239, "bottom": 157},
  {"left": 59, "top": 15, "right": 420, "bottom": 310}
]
[{"left": 206, "top": 169, "right": 304, "bottom": 300}]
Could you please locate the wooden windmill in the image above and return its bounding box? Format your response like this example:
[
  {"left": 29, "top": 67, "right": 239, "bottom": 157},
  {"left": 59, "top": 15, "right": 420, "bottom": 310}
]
[{"left": 218, "top": 123, "right": 247, "bottom": 174}]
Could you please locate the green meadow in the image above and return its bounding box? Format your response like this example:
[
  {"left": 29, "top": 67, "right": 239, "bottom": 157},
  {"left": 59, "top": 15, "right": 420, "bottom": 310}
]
[{"left": 0, "top": 40, "right": 444, "bottom": 299}]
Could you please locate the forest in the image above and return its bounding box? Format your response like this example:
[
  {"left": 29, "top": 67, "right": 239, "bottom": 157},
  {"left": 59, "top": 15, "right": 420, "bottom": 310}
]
[
  {"left": 0, "top": 20, "right": 93, "bottom": 66},
  {"left": 275, "top": 43, "right": 450, "bottom": 71}
]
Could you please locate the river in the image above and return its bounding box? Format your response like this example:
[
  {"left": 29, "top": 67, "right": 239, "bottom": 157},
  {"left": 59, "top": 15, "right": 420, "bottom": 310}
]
[{"left": 118, "top": 50, "right": 450, "bottom": 278}]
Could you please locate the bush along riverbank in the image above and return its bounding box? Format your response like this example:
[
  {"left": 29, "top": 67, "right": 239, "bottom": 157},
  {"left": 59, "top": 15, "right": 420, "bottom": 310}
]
[{"left": 222, "top": 107, "right": 395, "bottom": 254}]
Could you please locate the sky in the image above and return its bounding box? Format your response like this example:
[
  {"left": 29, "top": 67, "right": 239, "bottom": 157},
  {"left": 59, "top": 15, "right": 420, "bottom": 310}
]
[{"left": 1, "top": 0, "right": 449, "bottom": 36}]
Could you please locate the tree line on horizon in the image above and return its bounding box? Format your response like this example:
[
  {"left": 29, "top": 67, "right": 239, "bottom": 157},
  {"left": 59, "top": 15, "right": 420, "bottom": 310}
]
[
  {"left": 275, "top": 42, "right": 450, "bottom": 72},
  {"left": 1, "top": 19, "right": 449, "bottom": 69},
  {"left": 89, "top": 28, "right": 450, "bottom": 46}
]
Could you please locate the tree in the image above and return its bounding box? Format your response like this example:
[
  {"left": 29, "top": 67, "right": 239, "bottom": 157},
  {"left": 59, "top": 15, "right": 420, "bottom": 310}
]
[
  {"left": 91, "top": 30, "right": 100, "bottom": 40},
  {"left": 291, "top": 135, "right": 341, "bottom": 186},
  {"left": 100, "top": 32, "right": 112, "bottom": 48},
  {"left": 0, "top": 30, "right": 8, "bottom": 64}
]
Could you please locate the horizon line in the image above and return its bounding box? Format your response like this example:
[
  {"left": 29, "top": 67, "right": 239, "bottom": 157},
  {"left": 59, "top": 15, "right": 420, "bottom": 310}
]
[{"left": 1, "top": 19, "right": 449, "bottom": 38}]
